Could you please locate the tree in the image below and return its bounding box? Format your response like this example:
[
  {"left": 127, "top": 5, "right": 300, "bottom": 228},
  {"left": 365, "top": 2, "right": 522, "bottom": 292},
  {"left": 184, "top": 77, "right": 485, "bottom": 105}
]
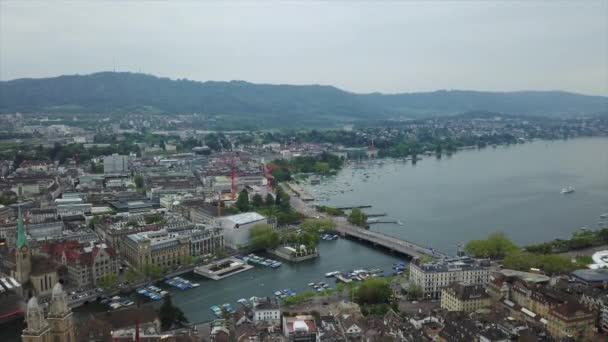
[
  {"left": 97, "top": 274, "right": 118, "bottom": 290},
  {"left": 355, "top": 278, "right": 392, "bottom": 305},
  {"left": 235, "top": 189, "right": 250, "bottom": 212},
  {"left": 158, "top": 295, "right": 189, "bottom": 331},
  {"left": 143, "top": 264, "right": 162, "bottom": 278},
  {"left": 251, "top": 194, "right": 264, "bottom": 208},
  {"left": 250, "top": 224, "right": 280, "bottom": 250},
  {"left": 464, "top": 232, "right": 519, "bottom": 259},
  {"left": 134, "top": 174, "right": 144, "bottom": 189},
  {"left": 348, "top": 208, "right": 368, "bottom": 227},
  {"left": 125, "top": 269, "right": 142, "bottom": 283},
  {"left": 265, "top": 193, "right": 275, "bottom": 206},
  {"left": 407, "top": 283, "right": 423, "bottom": 300},
  {"left": 300, "top": 219, "right": 336, "bottom": 233}
]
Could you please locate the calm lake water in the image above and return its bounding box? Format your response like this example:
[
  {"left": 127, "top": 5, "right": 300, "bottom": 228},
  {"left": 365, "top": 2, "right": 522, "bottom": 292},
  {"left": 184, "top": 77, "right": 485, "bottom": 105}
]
[
  {"left": 307, "top": 137, "right": 608, "bottom": 255},
  {"left": 4, "top": 137, "right": 607, "bottom": 337}
]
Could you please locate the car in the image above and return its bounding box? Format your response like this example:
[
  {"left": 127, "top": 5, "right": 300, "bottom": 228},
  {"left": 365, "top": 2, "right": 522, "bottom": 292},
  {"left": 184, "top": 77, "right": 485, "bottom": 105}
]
[{"left": 96, "top": 288, "right": 104, "bottom": 293}]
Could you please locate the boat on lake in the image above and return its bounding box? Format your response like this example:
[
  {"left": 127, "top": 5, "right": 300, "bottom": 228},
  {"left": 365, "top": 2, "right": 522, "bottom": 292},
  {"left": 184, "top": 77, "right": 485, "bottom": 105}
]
[
  {"left": 561, "top": 186, "right": 575, "bottom": 194},
  {"left": 325, "top": 271, "right": 340, "bottom": 277}
]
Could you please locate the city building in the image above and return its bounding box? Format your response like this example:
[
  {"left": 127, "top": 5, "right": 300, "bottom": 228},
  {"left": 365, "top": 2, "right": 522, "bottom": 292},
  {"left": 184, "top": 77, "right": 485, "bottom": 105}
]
[
  {"left": 409, "top": 256, "right": 491, "bottom": 299},
  {"left": 546, "top": 301, "right": 595, "bottom": 340},
  {"left": 187, "top": 227, "right": 224, "bottom": 257},
  {"left": 21, "top": 283, "right": 76, "bottom": 342},
  {"left": 253, "top": 297, "right": 281, "bottom": 325},
  {"left": 103, "top": 154, "right": 129, "bottom": 174},
  {"left": 440, "top": 282, "right": 491, "bottom": 313},
  {"left": 121, "top": 229, "right": 190, "bottom": 270},
  {"left": 42, "top": 240, "right": 118, "bottom": 288},
  {"left": 283, "top": 314, "right": 319, "bottom": 342},
  {"left": 219, "top": 212, "right": 267, "bottom": 249}
]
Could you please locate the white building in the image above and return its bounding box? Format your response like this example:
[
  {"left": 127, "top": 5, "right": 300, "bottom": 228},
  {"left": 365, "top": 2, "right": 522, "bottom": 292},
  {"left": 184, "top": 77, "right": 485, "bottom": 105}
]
[
  {"left": 409, "top": 256, "right": 491, "bottom": 299},
  {"left": 218, "top": 212, "right": 267, "bottom": 249},
  {"left": 253, "top": 297, "right": 281, "bottom": 325},
  {"left": 103, "top": 154, "right": 128, "bottom": 174}
]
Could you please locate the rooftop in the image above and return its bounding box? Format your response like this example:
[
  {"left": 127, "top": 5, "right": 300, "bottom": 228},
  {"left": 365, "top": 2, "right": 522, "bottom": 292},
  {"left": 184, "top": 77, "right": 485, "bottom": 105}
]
[
  {"left": 222, "top": 212, "right": 266, "bottom": 225},
  {"left": 500, "top": 269, "right": 551, "bottom": 284}
]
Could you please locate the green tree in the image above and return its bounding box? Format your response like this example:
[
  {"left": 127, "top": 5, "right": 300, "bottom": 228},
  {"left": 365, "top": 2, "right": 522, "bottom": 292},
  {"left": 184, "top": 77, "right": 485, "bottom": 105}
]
[
  {"left": 407, "top": 283, "right": 423, "bottom": 300},
  {"left": 265, "top": 193, "right": 275, "bottom": 206},
  {"left": 464, "top": 232, "right": 519, "bottom": 259},
  {"left": 355, "top": 278, "right": 392, "bottom": 305},
  {"left": 158, "top": 295, "right": 189, "bottom": 330},
  {"left": 503, "top": 251, "right": 536, "bottom": 271},
  {"left": 235, "top": 189, "right": 250, "bottom": 212},
  {"left": 251, "top": 194, "right": 264, "bottom": 208},
  {"left": 97, "top": 274, "right": 118, "bottom": 290},
  {"left": 300, "top": 219, "right": 336, "bottom": 232},
  {"left": 125, "top": 269, "right": 142, "bottom": 283},
  {"left": 250, "top": 224, "right": 280, "bottom": 250},
  {"left": 348, "top": 208, "right": 368, "bottom": 227},
  {"left": 143, "top": 264, "right": 162, "bottom": 278},
  {"left": 134, "top": 174, "right": 144, "bottom": 189}
]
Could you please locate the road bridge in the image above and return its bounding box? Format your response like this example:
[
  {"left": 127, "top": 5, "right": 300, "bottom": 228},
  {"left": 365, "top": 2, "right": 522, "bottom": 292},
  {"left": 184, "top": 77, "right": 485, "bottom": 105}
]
[{"left": 333, "top": 217, "right": 446, "bottom": 259}]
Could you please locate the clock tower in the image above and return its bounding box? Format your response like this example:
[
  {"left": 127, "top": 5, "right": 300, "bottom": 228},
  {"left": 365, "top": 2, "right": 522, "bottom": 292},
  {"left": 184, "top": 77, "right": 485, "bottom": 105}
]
[{"left": 14, "top": 207, "right": 31, "bottom": 285}]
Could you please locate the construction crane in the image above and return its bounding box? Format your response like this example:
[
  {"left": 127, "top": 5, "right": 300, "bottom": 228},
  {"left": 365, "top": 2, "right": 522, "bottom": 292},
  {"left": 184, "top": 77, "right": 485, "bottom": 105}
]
[
  {"left": 263, "top": 164, "right": 294, "bottom": 192},
  {"left": 221, "top": 152, "right": 244, "bottom": 200}
]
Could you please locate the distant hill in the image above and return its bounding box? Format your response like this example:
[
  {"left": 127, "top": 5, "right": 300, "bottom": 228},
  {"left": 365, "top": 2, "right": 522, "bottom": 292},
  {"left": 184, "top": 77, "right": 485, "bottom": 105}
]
[{"left": 1, "top": 72, "right": 606, "bottom": 123}]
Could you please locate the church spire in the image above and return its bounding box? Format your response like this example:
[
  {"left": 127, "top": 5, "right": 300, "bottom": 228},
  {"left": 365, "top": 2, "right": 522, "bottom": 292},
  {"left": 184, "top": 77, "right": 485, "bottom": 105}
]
[{"left": 16, "top": 206, "right": 27, "bottom": 249}]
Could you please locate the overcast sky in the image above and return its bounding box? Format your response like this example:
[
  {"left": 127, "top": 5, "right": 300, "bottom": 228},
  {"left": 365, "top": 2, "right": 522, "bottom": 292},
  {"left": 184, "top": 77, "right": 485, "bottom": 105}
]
[{"left": 1, "top": 1, "right": 607, "bottom": 95}]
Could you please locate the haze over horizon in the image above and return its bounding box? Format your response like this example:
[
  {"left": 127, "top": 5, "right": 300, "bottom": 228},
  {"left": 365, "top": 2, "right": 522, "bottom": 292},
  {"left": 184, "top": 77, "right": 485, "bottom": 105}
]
[{"left": 1, "top": 1, "right": 607, "bottom": 96}]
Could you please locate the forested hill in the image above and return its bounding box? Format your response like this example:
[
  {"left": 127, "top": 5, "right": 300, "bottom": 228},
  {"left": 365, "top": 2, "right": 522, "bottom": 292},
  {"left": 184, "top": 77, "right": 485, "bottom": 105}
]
[{"left": 1, "top": 72, "right": 606, "bottom": 120}]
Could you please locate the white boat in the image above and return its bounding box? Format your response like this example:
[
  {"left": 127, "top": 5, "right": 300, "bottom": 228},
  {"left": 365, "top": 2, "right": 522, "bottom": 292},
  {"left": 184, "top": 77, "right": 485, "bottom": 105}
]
[
  {"left": 325, "top": 271, "right": 340, "bottom": 277},
  {"left": 600, "top": 213, "right": 608, "bottom": 219},
  {"left": 561, "top": 187, "right": 575, "bottom": 194}
]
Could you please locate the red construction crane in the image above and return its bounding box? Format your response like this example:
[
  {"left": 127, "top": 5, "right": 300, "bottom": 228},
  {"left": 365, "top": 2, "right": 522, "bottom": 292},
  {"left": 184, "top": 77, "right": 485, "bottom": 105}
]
[
  {"left": 263, "top": 164, "right": 294, "bottom": 192},
  {"left": 221, "top": 152, "right": 244, "bottom": 200}
]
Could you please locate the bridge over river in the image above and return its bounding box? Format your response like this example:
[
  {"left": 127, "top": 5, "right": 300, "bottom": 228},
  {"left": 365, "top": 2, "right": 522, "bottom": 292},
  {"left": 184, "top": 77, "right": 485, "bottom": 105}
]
[{"left": 332, "top": 217, "right": 447, "bottom": 259}]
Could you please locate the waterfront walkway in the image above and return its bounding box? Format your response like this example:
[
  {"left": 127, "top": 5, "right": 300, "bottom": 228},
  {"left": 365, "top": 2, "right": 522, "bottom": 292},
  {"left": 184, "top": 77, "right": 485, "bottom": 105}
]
[{"left": 333, "top": 217, "right": 446, "bottom": 259}]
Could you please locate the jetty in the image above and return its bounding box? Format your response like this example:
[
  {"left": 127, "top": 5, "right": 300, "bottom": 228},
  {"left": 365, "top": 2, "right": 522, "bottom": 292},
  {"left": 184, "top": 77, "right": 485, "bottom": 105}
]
[
  {"left": 335, "top": 205, "right": 372, "bottom": 210},
  {"left": 335, "top": 274, "right": 352, "bottom": 283},
  {"left": 333, "top": 217, "right": 446, "bottom": 259}
]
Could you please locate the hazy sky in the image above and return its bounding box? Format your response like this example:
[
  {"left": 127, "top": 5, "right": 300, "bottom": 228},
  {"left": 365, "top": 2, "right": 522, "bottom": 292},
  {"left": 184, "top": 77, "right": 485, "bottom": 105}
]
[{"left": 1, "top": 1, "right": 607, "bottom": 95}]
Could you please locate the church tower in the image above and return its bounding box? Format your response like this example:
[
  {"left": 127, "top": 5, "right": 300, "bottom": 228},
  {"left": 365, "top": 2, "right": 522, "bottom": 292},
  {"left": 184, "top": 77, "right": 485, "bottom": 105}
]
[
  {"left": 21, "top": 297, "right": 50, "bottom": 342},
  {"left": 47, "top": 283, "right": 75, "bottom": 342},
  {"left": 14, "top": 207, "right": 31, "bottom": 285}
]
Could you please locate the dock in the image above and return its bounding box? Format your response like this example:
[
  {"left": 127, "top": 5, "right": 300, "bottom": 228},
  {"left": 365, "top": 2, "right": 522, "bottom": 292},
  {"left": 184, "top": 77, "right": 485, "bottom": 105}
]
[
  {"left": 286, "top": 182, "right": 314, "bottom": 201},
  {"left": 333, "top": 217, "right": 446, "bottom": 259},
  {"left": 335, "top": 205, "right": 372, "bottom": 210},
  {"left": 366, "top": 213, "right": 387, "bottom": 217},
  {"left": 335, "top": 274, "right": 352, "bottom": 283},
  {"left": 194, "top": 257, "right": 254, "bottom": 280}
]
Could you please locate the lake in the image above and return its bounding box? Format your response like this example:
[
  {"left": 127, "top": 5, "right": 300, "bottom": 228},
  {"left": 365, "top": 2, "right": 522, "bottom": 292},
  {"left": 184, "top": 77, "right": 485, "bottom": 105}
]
[{"left": 306, "top": 137, "right": 608, "bottom": 255}]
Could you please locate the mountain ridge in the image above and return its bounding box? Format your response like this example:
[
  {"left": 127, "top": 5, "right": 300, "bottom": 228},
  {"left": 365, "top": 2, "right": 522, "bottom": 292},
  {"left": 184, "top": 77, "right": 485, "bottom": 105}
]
[{"left": 1, "top": 72, "right": 606, "bottom": 121}]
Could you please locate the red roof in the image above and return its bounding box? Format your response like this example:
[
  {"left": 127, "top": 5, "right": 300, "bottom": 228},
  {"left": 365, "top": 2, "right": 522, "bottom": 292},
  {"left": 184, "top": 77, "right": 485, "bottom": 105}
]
[{"left": 41, "top": 240, "right": 115, "bottom": 266}]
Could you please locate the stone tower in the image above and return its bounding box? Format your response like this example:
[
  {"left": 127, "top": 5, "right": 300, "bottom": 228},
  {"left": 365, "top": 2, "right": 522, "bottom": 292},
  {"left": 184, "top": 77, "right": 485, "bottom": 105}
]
[
  {"left": 21, "top": 297, "right": 50, "bottom": 342},
  {"left": 14, "top": 207, "right": 31, "bottom": 285},
  {"left": 47, "top": 283, "right": 75, "bottom": 342}
]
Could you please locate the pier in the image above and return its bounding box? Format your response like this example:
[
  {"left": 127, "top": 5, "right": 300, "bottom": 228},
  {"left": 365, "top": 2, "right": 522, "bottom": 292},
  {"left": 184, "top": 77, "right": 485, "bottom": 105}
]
[
  {"left": 334, "top": 274, "right": 353, "bottom": 283},
  {"left": 335, "top": 205, "right": 372, "bottom": 210},
  {"left": 333, "top": 217, "right": 446, "bottom": 259}
]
